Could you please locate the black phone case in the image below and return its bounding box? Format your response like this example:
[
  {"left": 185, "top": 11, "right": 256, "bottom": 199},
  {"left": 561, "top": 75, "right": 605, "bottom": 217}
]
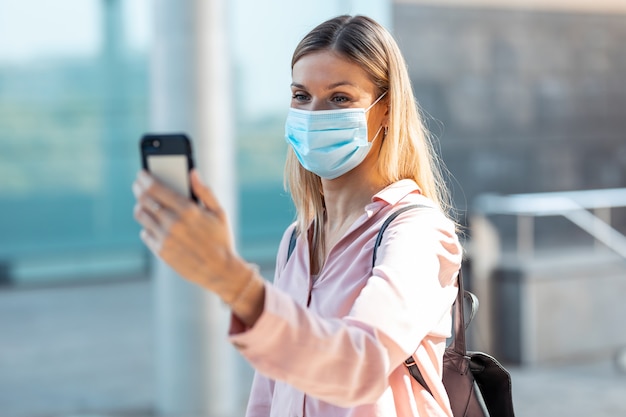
[
  {"left": 140, "top": 133, "right": 194, "bottom": 169},
  {"left": 140, "top": 133, "right": 197, "bottom": 201}
]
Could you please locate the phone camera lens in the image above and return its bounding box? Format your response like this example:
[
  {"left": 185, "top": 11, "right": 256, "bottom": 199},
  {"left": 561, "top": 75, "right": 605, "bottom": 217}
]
[{"left": 152, "top": 140, "right": 160, "bottom": 148}]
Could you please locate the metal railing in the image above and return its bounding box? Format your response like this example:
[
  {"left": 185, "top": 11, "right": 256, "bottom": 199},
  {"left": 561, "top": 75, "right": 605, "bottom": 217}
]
[{"left": 472, "top": 188, "right": 626, "bottom": 260}]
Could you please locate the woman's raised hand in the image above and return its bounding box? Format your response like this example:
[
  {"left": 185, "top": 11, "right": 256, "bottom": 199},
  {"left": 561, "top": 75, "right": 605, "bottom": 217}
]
[{"left": 132, "top": 170, "right": 264, "bottom": 324}]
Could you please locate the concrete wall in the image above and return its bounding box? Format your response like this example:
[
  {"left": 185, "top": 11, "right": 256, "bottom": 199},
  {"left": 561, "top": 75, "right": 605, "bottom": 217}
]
[
  {"left": 394, "top": 3, "right": 626, "bottom": 363},
  {"left": 492, "top": 250, "right": 626, "bottom": 364},
  {"left": 393, "top": 4, "right": 626, "bottom": 231}
]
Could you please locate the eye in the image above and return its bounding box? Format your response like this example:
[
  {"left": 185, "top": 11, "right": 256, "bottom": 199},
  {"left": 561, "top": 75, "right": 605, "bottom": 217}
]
[
  {"left": 331, "top": 95, "right": 350, "bottom": 104},
  {"left": 291, "top": 92, "right": 310, "bottom": 102}
]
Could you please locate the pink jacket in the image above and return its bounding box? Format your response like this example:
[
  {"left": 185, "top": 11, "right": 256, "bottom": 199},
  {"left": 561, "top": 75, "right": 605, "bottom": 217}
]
[{"left": 229, "top": 179, "right": 462, "bottom": 416}]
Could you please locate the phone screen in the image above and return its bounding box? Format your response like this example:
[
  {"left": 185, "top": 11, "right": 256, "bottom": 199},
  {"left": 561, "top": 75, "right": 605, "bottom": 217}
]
[{"left": 146, "top": 154, "right": 191, "bottom": 198}]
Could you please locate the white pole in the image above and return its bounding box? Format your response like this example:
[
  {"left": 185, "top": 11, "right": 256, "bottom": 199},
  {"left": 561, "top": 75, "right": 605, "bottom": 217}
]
[{"left": 150, "top": 0, "right": 238, "bottom": 416}]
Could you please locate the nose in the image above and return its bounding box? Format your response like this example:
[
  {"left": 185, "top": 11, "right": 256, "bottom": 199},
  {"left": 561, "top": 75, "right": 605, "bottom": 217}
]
[{"left": 308, "top": 98, "right": 332, "bottom": 111}]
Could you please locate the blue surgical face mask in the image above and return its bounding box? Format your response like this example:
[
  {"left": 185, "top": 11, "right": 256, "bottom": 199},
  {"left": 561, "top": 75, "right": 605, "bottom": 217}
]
[{"left": 284, "top": 92, "right": 387, "bottom": 180}]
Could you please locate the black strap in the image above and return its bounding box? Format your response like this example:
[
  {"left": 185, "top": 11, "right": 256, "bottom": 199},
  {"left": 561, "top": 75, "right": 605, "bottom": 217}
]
[
  {"left": 370, "top": 204, "right": 438, "bottom": 395},
  {"left": 287, "top": 226, "right": 298, "bottom": 261},
  {"left": 404, "top": 269, "right": 473, "bottom": 397},
  {"left": 375, "top": 204, "right": 472, "bottom": 398},
  {"left": 372, "top": 204, "right": 425, "bottom": 266},
  {"left": 405, "top": 355, "right": 432, "bottom": 395}
]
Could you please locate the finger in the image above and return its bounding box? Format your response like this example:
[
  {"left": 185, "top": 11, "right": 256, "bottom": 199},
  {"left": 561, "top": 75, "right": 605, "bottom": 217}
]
[
  {"left": 137, "top": 170, "right": 193, "bottom": 214},
  {"left": 136, "top": 204, "right": 187, "bottom": 267},
  {"left": 134, "top": 189, "right": 162, "bottom": 217},
  {"left": 132, "top": 178, "right": 143, "bottom": 200},
  {"left": 190, "top": 170, "right": 224, "bottom": 218},
  {"left": 133, "top": 178, "right": 165, "bottom": 220},
  {"left": 140, "top": 228, "right": 162, "bottom": 256},
  {"left": 134, "top": 201, "right": 163, "bottom": 235},
  {"left": 135, "top": 199, "right": 180, "bottom": 238},
  {"left": 133, "top": 175, "right": 175, "bottom": 230},
  {"left": 147, "top": 198, "right": 162, "bottom": 215},
  {"left": 134, "top": 178, "right": 164, "bottom": 215}
]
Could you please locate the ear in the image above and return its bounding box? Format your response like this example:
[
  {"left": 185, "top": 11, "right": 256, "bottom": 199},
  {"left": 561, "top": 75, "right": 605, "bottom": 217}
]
[
  {"left": 383, "top": 95, "right": 390, "bottom": 120},
  {"left": 383, "top": 105, "right": 390, "bottom": 128}
]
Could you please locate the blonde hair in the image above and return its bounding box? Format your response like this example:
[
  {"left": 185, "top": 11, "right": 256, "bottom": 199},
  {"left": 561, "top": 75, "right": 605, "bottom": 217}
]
[{"left": 285, "top": 15, "right": 453, "bottom": 239}]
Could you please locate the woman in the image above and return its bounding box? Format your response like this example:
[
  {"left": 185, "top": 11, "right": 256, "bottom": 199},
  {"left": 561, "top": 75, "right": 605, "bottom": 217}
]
[{"left": 133, "top": 15, "right": 462, "bottom": 417}]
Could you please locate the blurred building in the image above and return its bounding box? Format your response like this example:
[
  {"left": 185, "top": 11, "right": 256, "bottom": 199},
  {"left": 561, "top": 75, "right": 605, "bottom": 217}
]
[
  {"left": 394, "top": 0, "right": 626, "bottom": 364},
  {"left": 2, "top": 0, "right": 623, "bottom": 280},
  {"left": 0, "top": 0, "right": 389, "bottom": 286},
  {"left": 1, "top": 0, "right": 625, "bottom": 415},
  {"left": 397, "top": 0, "right": 626, "bottom": 230}
]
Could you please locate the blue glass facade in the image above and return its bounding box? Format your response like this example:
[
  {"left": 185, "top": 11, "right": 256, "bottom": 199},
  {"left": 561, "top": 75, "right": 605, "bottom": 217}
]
[
  {"left": 0, "top": 0, "right": 393, "bottom": 284},
  {"left": 0, "top": 53, "right": 150, "bottom": 283},
  {"left": 0, "top": 2, "right": 295, "bottom": 284}
]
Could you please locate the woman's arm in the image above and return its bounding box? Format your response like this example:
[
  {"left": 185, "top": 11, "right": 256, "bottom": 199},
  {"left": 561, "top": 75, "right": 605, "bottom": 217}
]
[{"left": 229, "top": 207, "right": 462, "bottom": 407}]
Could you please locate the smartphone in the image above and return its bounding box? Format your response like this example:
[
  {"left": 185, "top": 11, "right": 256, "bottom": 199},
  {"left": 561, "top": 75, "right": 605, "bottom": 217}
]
[{"left": 140, "top": 133, "right": 197, "bottom": 201}]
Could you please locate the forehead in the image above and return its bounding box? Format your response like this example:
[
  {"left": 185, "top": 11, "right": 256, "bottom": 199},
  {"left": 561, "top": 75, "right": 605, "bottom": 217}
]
[{"left": 291, "top": 50, "right": 376, "bottom": 94}]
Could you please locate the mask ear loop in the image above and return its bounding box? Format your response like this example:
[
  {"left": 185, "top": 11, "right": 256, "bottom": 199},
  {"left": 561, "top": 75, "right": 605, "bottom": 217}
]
[
  {"left": 369, "top": 125, "right": 384, "bottom": 144},
  {"left": 366, "top": 91, "right": 388, "bottom": 144},
  {"left": 365, "top": 91, "right": 388, "bottom": 113}
]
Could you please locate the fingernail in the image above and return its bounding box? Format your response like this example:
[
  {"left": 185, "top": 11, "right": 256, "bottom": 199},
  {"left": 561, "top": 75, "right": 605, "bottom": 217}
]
[
  {"left": 192, "top": 170, "right": 203, "bottom": 183},
  {"left": 132, "top": 180, "right": 143, "bottom": 196},
  {"left": 133, "top": 203, "right": 142, "bottom": 218},
  {"left": 138, "top": 170, "right": 152, "bottom": 187}
]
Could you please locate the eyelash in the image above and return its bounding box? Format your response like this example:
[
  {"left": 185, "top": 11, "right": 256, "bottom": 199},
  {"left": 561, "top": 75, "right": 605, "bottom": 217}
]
[
  {"left": 291, "top": 93, "right": 351, "bottom": 103},
  {"left": 332, "top": 96, "right": 349, "bottom": 103}
]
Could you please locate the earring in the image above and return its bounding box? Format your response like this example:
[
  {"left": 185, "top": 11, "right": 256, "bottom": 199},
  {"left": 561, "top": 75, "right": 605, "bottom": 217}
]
[{"left": 384, "top": 126, "right": 388, "bottom": 137}]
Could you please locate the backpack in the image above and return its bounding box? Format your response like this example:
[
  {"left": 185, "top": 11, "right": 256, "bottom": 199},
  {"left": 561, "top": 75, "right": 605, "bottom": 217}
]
[{"left": 286, "top": 204, "right": 515, "bottom": 417}]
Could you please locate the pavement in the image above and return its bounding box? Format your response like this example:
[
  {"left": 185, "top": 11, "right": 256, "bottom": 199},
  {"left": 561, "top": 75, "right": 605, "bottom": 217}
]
[{"left": 1, "top": 278, "right": 625, "bottom": 417}]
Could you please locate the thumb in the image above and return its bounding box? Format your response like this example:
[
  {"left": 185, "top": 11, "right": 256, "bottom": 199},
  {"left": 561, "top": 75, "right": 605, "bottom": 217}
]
[{"left": 190, "top": 170, "right": 225, "bottom": 219}]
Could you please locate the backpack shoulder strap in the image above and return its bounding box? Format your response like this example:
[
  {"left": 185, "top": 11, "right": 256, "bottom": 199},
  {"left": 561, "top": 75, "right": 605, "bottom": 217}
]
[
  {"left": 286, "top": 226, "right": 298, "bottom": 262},
  {"left": 372, "top": 204, "right": 426, "bottom": 266},
  {"left": 372, "top": 203, "right": 444, "bottom": 397}
]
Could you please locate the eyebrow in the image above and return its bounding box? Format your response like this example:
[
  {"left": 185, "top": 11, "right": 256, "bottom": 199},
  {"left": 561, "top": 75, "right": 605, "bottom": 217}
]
[{"left": 290, "top": 81, "right": 359, "bottom": 90}]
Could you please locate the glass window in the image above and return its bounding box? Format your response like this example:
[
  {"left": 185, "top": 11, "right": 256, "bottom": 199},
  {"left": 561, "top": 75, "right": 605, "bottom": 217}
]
[
  {"left": 0, "top": 0, "right": 148, "bottom": 284},
  {"left": 0, "top": 0, "right": 390, "bottom": 285}
]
